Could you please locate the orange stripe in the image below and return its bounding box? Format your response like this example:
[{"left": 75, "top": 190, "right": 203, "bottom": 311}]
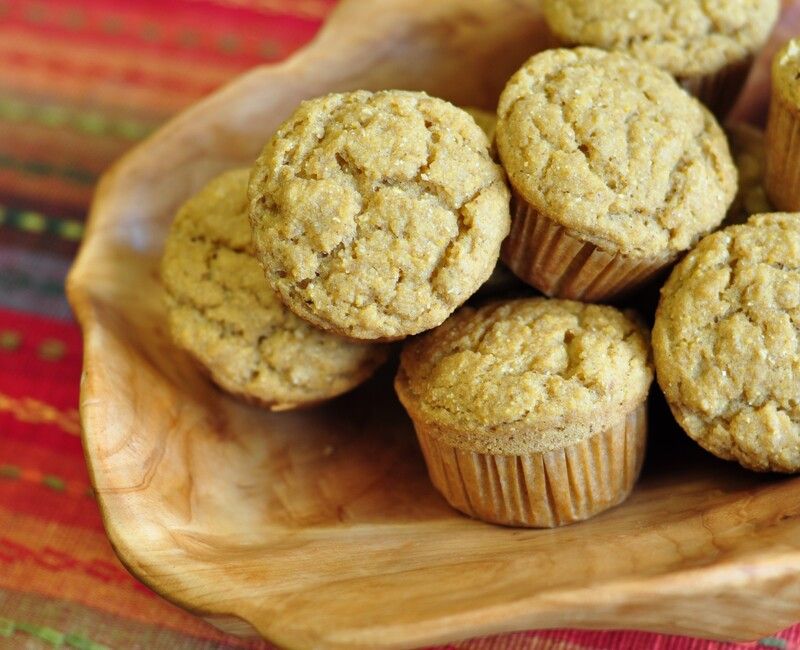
[
  {"left": 0, "top": 169, "right": 93, "bottom": 211},
  {"left": 0, "top": 61, "right": 202, "bottom": 119},
  {"left": 0, "top": 509, "right": 254, "bottom": 646},
  {"left": 1, "top": 120, "right": 131, "bottom": 175},
  {"left": 0, "top": 28, "right": 241, "bottom": 94},
  {"left": 0, "top": 392, "right": 81, "bottom": 437}
]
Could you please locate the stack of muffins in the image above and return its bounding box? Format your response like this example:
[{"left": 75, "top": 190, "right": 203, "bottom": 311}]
[{"left": 162, "top": 0, "right": 800, "bottom": 528}]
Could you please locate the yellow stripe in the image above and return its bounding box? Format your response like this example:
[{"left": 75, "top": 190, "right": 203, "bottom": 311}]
[{"left": 195, "top": 0, "right": 333, "bottom": 20}]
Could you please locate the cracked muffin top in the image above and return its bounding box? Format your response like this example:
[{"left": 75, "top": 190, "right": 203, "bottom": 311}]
[
  {"left": 161, "top": 168, "right": 388, "bottom": 410},
  {"left": 248, "top": 90, "right": 511, "bottom": 341},
  {"left": 496, "top": 48, "right": 737, "bottom": 260},
  {"left": 653, "top": 212, "right": 800, "bottom": 472},
  {"left": 542, "top": 0, "right": 779, "bottom": 78},
  {"left": 396, "top": 298, "right": 653, "bottom": 454}
]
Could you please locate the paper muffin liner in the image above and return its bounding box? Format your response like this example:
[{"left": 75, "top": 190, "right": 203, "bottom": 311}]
[
  {"left": 765, "top": 95, "right": 800, "bottom": 212},
  {"left": 414, "top": 403, "right": 647, "bottom": 528},
  {"left": 678, "top": 57, "right": 753, "bottom": 119},
  {"left": 501, "top": 194, "right": 670, "bottom": 302}
]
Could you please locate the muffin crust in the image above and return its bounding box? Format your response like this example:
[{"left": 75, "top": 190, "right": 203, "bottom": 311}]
[
  {"left": 249, "top": 90, "right": 510, "bottom": 340},
  {"left": 162, "top": 169, "right": 388, "bottom": 409},
  {"left": 397, "top": 298, "right": 653, "bottom": 454},
  {"left": 653, "top": 212, "right": 800, "bottom": 472},
  {"left": 496, "top": 48, "right": 737, "bottom": 260},
  {"left": 542, "top": 0, "right": 780, "bottom": 77}
]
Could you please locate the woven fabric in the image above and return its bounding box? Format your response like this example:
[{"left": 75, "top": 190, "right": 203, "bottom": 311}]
[{"left": 0, "top": 1, "right": 798, "bottom": 648}]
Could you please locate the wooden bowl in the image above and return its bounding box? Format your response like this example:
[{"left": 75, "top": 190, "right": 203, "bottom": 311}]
[{"left": 66, "top": 1, "right": 800, "bottom": 648}]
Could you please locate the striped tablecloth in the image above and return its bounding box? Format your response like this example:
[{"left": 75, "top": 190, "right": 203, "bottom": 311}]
[{"left": 0, "top": 1, "right": 798, "bottom": 648}]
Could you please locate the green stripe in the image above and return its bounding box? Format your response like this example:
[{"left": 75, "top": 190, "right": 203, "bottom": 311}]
[
  {"left": 760, "top": 638, "right": 788, "bottom": 649},
  {"left": 42, "top": 475, "right": 66, "bottom": 491},
  {"left": 0, "top": 268, "right": 65, "bottom": 297},
  {"left": 0, "top": 96, "right": 155, "bottom": 141},
  {"left": 0, "top": 464, "right": 94, "bottom": 498},
  {"left": 0, "top": 153, "right": 96, "bottom": 185},
  {"left": 0, "top": 588, "right": 239, "bottom": 649},
  {"left": 0, "top": 204, "right": 84, "bottom": 241},
  {"left": 0, "top": 617, "right": 109, "bottom": 649},
  {"left": 0, "top": 465, "right": 21, "bottom": 479}
]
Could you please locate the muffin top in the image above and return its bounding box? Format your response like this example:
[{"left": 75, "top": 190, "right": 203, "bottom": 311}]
[
  {"left": 162, "top": 169, "right": 388, "bottom": 410},
  {"left": 249, "top": 90, "right": 511, "bottom": 341},
  {"left": 773, "top": 38, "right": 800, "bottom": 107},
  {"left": 396, "top": 298, "right": 653, "bottom": 454},
  {"left": 496, "top": 47, "right": 737, "bottom": 259},
  {"left": 653, "top": 212, "right": 800, "bottom": 472},
  {"left": 542, "top": 0, "right": 780, "bottom": 77}
]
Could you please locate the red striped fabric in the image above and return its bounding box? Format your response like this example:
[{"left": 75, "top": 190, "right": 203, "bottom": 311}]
[{"left": 1, "top": 1, "right": 799, "bottom": 648}]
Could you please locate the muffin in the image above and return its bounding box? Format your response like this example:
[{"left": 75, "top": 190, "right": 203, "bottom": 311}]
[
  {"left": 396, "top": 298, "right": 653, "bottom": 527},
  {"left": 541, "top": 0, "right": 780, "bottom": 117},
  {"left": 162, "top": 169, "right": 389, "bottom": 410},
  {"left": 726, "top": 122, "right": 772, "bottom": 226},
  {"left": 765, "top": 38, "right": 800, "bottom": 212},
  {"left": 249, "top": 90, "right": 511, "bottom": 341},
  {"left": 496, "top": 48, "right": 737, "bottom": 302},
  {"left": 653, "top": 212, "right": 800, "bottom": 472}
]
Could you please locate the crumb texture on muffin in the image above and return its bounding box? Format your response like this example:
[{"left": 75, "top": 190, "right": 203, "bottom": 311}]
[
  {"left": 249, "top": 90, "right": 510, "bottom": 340},
  {"left": 496, "top": 48, "right": 736, "bottom": 260},
  {"left": 653, "top": 212, "right": 800, "bottom": 472},
  {"left": 162, "top": 168, "right": 387, "bottom": 407},
  {"left": 542, "top": 0, "right": 780, "bottom": 77},
  {"left": 397, "top": 298, "right": 653, "bottom": 453}
]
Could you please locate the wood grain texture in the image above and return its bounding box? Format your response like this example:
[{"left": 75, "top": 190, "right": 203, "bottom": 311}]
[{"left": 66, "top": 1, "right": 800, "bottom": 648}]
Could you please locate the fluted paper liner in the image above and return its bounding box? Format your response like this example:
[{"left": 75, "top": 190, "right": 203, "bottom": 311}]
[
  {"left": 502, "top": 195, "right": 670, "bottom": 302},
  {"left": 765, "top": 94, "right": 800, "bottom": 212},
  {"left": 415, "top": 403, "right": 647, "bottom": 528},
  {"left": 678, "top": 57, "right": 753, "bottom": 120}
]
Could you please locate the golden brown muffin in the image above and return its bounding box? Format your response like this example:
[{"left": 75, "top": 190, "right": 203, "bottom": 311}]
[
  {"left": 765, "top": 38, "right": 800, "bottom": 211},
  {"left": 162, "top": 169, "right": 389, "bottom": 410},
  {"left": 653, "top": 212, "right": 800, "bottom": 472},
  {"left": 396, "top": 297, "right": 653, "bottom": 527},
  {"left": 249, "top": 90, "right": 511, "bottom": 341},
  {"left": 725, "top": 122, "right": 772, "bottom": 226},
  {"left": 496, "top": 48, "right": 737, "bottom": 302},
  {"left": 542, "top": 0, "right": 780, "bottom": 116}
]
